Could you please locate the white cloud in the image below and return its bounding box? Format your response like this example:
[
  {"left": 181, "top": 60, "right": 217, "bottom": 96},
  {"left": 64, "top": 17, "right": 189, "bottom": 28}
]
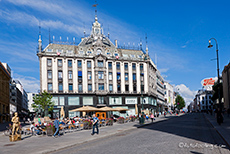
[
  {"left": 158, "top": 68, "right": 169, "bottom": 73},
  {"left": 14, "top": 73, "right": 40, "bottom": 93},
  {"left": 174, "top": 84, "right": 197, "bottom": 106}
]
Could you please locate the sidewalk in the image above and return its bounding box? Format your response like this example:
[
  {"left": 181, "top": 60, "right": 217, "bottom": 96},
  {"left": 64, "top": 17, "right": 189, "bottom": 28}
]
[
  {"left": 0, "top": 114, "right": 183, "bottom": 154},
  {"left": 203, "top": 112, "right": 230, "bottom": 147}
]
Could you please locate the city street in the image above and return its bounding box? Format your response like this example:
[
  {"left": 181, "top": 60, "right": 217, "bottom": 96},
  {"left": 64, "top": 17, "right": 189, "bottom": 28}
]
[{"left": 50, "top": 113, "right": 230, "bottom": 154}]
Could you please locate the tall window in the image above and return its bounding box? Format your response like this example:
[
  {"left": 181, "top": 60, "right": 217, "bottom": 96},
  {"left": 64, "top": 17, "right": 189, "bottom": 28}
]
[
  {"left": 98, "top": 83, "right": 104, "bottom": 90},
  {"left": 124, "top": 63, "right": 128, "bottom": 70},
  {"left": 98, "top": 97, "right": 104, "bottom": 104},
  {"left": 125, "top": 85, "right": 129, "bottom": 92},
  {"left": 88, "top": 71, "right": 92, "bottom": 80},
  {"left": 58, "top": 71, "right": 63, "bottom": 79},
  {"left": 116, "top": 62, "right": 120, "bottom": 69},
  {"left": 132, "top": 63, "right": 136, "bottom": 70},
  {"left": 108, "top": 62, "right": 112, "bottom": 69},
  {"left": 140, "top": 63, "right": 143, "bottom": 71},
  {"left": 117, "top": 72, "right": 121, "bottom": 80},
  {"left": 58, "top": 59, "right": 62, "bottom": 67},
  {"left": 125, "top": 73, "right": 128, "bottom": 81},
  {"left": 87, "top": 61, "right": 91, "bottom": 68},
  {"left": 77, "top": 60, "right": 82, "bottom": 68},
  {"left": 98, "top": 71, "right": 104, "bottom": 79},
  {"left": 141, "top": 85, "right": 144, "bottom": 92},
  {"left": 140, "top": 73, "right": 144, "bottom": 81},
  {"left": 58, "top": 83, "right": 63, "bottom": 92},
  {"left": 47, "top": 59, "right": 52, "bottom": 67},
  {"left": 109, "top": 72, "right": 112, "bottom": 80},
  {"left": 109, "top": 84, "right": 113, "bottom": 92},
  {"left": 133, "top": 73, "right": 136, "bottom": 81},
  {"left": 48, "top": 70, "right": 52, "bottom": 79},
  {"left": 117, "top": 84, "right": 121, "bottom": 92},
  {"left": 78, "top": 84, "right": 82, "bottom": 92},
  {"left": 88, "top": 84, "right": 92, "bottom": 92},
  {"left": 69, "top": 84, "right": 73, "bottom": 91},
  {"left": 133, "top": 84, "right": 137, "bottom": 92},
  {"left": 78, "top": 71, "right": 82, "bottom": 80},
  {"left": 68, "top": 60, "right": 72, "bottom": 67},
  {"left": 68, "top": 71, "right": 72, "bottom": 79},
  {"left": 98, "top": 60, "right": 103, "bottom": 67},
  {"left": 48, "top": 83, "right": 52, "bottom": 91}
]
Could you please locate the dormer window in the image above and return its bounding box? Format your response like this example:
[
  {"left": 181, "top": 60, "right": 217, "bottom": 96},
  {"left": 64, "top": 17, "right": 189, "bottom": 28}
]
[
  {"left": 67, "top": 50, "right": 73, "bottom": 53},
  {"left": 57, "top": 49, "right": 63, "bottom": 53},
  {"left": 97, "top": 49, "right": 102, "bottom": 55},
  {"left": 79, "top": 51, "right": 84, "bottom": 54},
  {"left": 47, "top": 49, "right": 52, "bottom": 52}
]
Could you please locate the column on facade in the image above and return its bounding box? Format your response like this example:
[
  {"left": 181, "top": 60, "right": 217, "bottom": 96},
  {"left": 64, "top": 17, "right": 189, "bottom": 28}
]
[
  {"left": 112, "top": 61, "right": 117, "bottom": 92},
  {"left": 52, "top": 57, "right": 58, "bottom": 92},
  {"left": 41, "top": 57, "right": 47, "bottom": 91},
  {"left": 136, "top": 62, "right": 140, "bottom": 93},
  {"left": 106, "top": 61, "right": 109, "bottom": 92},
  {"left": 73, "top": 58, "right": 78, "bottom": 93},
  {"left": 92, "top": 60, "right": 95, "bottom": 92},
  {"left": 128, "top": 62, "right": 133, "bottom": 92},
  {"left": 121, "top": 62, "right": 125, "bottom": 92},
  {"left": 63, "top": 58, "right": 68, "bottom": 93},
  {"left": 82, "top": 59, "right": 87, "bottom": 93},
  {"left": 144, "top": 63, "right": 148, "bottom": 93}
]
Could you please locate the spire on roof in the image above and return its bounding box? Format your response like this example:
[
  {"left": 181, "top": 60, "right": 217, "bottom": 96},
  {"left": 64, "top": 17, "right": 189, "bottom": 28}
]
[{"left": 38, "top": 23, "right": 42, "bottom": 53}]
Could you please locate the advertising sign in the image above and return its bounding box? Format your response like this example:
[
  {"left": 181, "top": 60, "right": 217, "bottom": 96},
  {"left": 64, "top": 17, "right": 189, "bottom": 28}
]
[{"left": 201, "top": 77, "right": 217, "bottom": 90}]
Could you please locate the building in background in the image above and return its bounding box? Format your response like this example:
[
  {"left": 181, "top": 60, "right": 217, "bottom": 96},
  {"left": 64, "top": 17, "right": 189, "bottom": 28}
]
[
  {"left": 0, "top": 62, "right": 11, "bottom": 123},
  {"left": 156, "top": 70, "right": 166, "bottom": 113},
  {"left": 222, "top": 62, "right": 230, "bottom": 110},
  {"left": 27, "top": 93, "right": 36, "bottom": 112},
  {"left": 194, "top": 89, "right": 213, "bottom": 112},
  {"left": 37, "top": 13, "right": 159, "bottom": 118},
  {"left": 164, "top": 82, "right": 174, "bottom": 111}
]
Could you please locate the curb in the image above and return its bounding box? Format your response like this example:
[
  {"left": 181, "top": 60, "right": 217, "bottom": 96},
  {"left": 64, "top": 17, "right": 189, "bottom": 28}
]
[{"left": 203, "top": 113, "right": 230, "bottom": 148}]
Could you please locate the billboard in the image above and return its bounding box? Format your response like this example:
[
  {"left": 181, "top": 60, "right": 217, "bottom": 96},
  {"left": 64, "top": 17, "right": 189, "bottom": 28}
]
[{"left": 201, "top": 77, "right": 217, "bottom": 90}]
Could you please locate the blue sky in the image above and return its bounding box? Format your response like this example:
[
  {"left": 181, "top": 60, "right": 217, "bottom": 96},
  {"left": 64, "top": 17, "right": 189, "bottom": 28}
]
[{"left": 0, "top": 0, "right": 230, "bottom": 105}]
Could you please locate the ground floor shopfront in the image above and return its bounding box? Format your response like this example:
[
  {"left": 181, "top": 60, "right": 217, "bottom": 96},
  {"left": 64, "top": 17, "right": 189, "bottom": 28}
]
[{"left": 49, "top": 93, "right": 157, "bottom": 118}]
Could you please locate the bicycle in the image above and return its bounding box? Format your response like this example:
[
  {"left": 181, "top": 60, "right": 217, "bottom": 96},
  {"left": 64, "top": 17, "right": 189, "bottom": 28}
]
[{"left": 4, "top": 126, "right": 12, "bottom": 136}]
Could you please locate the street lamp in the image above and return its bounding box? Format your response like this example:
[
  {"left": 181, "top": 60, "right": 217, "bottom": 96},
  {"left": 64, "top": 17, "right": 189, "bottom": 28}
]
[{"left": 208, "top": 38, "right": 222, "bottom": 111}]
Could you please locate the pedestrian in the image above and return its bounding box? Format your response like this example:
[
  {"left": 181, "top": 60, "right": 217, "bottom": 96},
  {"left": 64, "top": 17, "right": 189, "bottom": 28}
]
[
  {"left": 91, "top": 114, "right": 99, "bottom": 135},
  {"left": 53, "top": 117, "right": 60, "bottom": 138},
  {"left": 164, "top": 111, "right": 166, "bottom": 117},
  {"left": 227, "top": 108, "right": 230, "bottom": 117},
  {"left": 215, "top": 108, "right": 224, "bottom": 125},
  {"left": 38, "top": 115, "right": 41, "bottom": 125},
  {"left": 150, "top": 113, "right": 155, "bottom": 122},
  {"left": 146, "top": 114, "right": 149, "bottom": 121}
]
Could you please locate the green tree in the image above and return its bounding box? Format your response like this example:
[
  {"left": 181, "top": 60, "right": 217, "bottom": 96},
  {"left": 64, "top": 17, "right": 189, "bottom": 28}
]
[
  {"left": 32, "top": 91, "right": 54, "bottom": 116},
  {"left": 175, "top": 95, "right": 185, "bottom": 109}
]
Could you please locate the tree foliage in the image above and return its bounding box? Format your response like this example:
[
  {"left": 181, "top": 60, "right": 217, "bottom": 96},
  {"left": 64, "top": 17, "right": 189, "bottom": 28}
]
[
  {"left": 32, "top": 91, "right": 54, "bottom": 113},
  {"left": 175, "top": 95, "right": 185, "bottom": 109}
]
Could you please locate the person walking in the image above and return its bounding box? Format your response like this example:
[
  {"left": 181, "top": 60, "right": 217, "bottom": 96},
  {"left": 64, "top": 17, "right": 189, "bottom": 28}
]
[
  {"left": 53, "top": 117, "right": 60, "bottom": 138},
  {"left": 91, "top": 114, "right": 99, "bottom": 135},
  {"left": 150, "top": 113, "right": 155, "bottom": 123},
  {"left": 215, "top": 108, "right": 224, "bottom": 125}
]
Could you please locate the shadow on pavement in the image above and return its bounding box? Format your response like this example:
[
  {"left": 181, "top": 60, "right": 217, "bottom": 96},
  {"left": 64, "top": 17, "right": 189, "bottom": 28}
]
[{"left": 134, "top": 113, "right": 230, "bottom": 151}]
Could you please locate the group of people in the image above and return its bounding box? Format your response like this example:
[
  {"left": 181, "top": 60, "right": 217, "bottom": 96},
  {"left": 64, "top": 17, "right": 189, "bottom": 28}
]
[
  {"left": 52, "top": 114, "right": 99, "bottom": 137},
  {"left": 30, "top": 122, "right": 46, "bottom": 135}
]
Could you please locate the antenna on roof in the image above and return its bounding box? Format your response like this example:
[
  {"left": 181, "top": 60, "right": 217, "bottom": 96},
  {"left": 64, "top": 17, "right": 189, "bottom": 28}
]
[
  {"left": 83, "top": 22, "right": 86, "bottom": 37},
  {"left": 38, "top": 22, "right": 42, "bottom": 53},
  {"left": 92, "top": 1, "right": 98, "bottom": 21},
  {"left": 140, "top": 38, "right": 142, "bottom": 50},
  {"left": 53, "top": 36, "right": 55, "bottom": 42},
  {"left": 145, "top": 33, "right": 148, "bottom": 55},
  {"left": 73, "top": 37, "right": 75, "bottom": 44}
]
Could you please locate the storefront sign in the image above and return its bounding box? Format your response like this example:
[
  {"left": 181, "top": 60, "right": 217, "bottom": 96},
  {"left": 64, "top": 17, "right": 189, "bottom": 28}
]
[
  {"left": 125, "top": 97, "right": 137, "bottom": 104},
  {"left": 201, "top": 77, "right": 217, "bottom": 90}
]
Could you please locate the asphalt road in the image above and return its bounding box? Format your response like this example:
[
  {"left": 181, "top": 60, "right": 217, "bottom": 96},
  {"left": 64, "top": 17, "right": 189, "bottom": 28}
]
[{"left": 49, "top": 113, "right": 230, "bottom": 154}]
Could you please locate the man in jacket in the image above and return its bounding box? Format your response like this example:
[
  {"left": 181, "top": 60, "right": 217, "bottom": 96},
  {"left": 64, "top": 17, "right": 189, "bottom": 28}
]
[
  {"left": 53, "top": 117, "right": 60, "bottom": 137},
  {"left": 91, "top": 114, "right": 99, "bottom": 135}
]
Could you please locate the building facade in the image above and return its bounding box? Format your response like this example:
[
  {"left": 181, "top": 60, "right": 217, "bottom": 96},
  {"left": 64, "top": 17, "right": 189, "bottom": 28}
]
[
  {"left": 0, "top": 62, "right": 11, "bottom": 123},
  {"left": 222, "top": 62, "right": 230, "bottom": 110},
  {"left": 156, "top": 70, "right": 166, "bottom": 112},
  {"left": 164, "top": 82, "right": 174, "bottom": 111},
  {"left": 37, "top": 15, "right": 158, "bottom": 118},
  {"left": 27, "top": 93, "right": 36, "bottom": 112},
  {"left": 194, "top": 89, "right": 213, "bottom": 112}
]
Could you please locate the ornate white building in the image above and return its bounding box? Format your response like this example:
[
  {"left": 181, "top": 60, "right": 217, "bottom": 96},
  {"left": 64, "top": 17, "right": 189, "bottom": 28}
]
[{"left": 37, "top": 14, "right": 159, "bottom": 118}]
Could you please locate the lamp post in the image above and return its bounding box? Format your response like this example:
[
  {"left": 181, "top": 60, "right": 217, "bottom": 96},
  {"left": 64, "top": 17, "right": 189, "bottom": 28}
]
[{"left": 208, "top": 38, "right": 222, "bottom": 111}]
